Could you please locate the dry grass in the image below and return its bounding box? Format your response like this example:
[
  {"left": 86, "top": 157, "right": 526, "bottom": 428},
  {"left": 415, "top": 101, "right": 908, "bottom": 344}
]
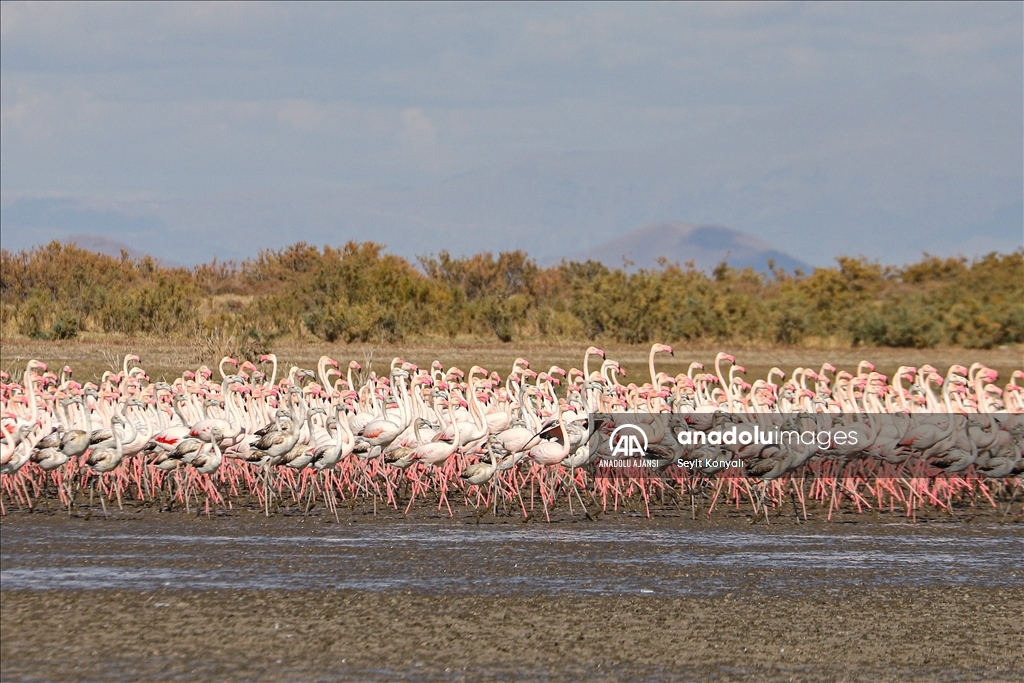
[{"left": 2, "top": 335, "right": 1021, "bottom": 387}]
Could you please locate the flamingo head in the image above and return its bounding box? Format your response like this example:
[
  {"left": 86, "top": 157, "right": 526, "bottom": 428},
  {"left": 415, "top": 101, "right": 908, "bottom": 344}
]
[
  {"left": 653, "top": 344, "right": 674, "bottom": 356},
  {"left": 586, "top": 346, "right": 606, "bottom": 359}
]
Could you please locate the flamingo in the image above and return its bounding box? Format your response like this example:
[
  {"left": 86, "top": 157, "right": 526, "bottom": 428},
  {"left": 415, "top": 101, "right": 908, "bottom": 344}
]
[
  {"left": 85, "top": 415, "right": 127, "bottom": 474},
  {"left": 1, "top": 424, "right": 33, "bottom": 472},
  {"left": 461, "top": 439, "right": 500, "bottom": 486},
  {"left": 649, "top": 343, "right": 674, "bottom": 390},
  {"left": 311, "top": 407, "right": 355, "bottom": 471},
  {"left": 413, "top": 397, "right": 461, "bottom": 467},
  {"left": 189, "top": 376, "right": 244, "bottom": 441},
  {"left": 2, "top": 347, "right": 1022, "bottom": 523},
  {"left": 189, "top": 428, "right": 224, "bottom": 475},
  {"left": 528, "top": 399, "right": 571, "bottom": 467}
]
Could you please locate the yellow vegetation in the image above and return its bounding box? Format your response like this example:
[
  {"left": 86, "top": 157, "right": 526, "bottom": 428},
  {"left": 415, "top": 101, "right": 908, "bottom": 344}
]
[{"left": 2, "top": 241, "right": 1021, "bottom": 356}]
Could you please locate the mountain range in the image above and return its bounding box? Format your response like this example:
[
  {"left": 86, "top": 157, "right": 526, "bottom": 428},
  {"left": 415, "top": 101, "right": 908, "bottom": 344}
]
[
  {"left": 570, "top": 223, "right": 811, "bottom": 273},
  {"left": 36, "top": 223, "right": 812, "bottom": 275}
]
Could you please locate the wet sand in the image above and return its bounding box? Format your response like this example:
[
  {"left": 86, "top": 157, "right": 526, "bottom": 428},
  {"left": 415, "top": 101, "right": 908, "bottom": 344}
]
[
  {"left": 2, "top": 587, "right": 1021, "bottom": 682},
  {"left": 2, "top": 512, "right": 1022, "bottom": 682}
]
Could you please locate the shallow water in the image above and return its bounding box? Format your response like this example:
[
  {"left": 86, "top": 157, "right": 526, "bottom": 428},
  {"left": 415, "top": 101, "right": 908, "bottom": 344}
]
[{"left": 3, "top": 520, "right": 1021, "bottom": 595}]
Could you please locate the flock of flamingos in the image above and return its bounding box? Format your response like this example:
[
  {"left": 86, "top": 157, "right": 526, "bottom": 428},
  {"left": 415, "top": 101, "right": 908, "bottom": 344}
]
[{"left": 1, "top": 345, "right": 1022, "bottom": 522}]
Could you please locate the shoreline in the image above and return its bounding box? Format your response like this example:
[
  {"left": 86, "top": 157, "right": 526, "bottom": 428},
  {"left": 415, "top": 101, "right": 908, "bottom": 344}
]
[
  {"left": 2, "top": 490, "right": 1022, "bottom": 526},
  {"left": 4, "top": 501, "right": 1021, "bottom": 682}
]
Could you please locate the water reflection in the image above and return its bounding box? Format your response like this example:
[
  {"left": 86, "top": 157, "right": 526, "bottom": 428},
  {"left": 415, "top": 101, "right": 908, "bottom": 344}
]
[{"left": 2, "top": 523, "right": 1021, "bottom": 595}]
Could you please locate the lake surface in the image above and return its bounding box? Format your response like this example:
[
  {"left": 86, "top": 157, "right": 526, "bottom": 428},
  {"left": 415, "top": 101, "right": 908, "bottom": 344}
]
[{"left": 3, "top": 518, "right": 1021, "bottom": 596}]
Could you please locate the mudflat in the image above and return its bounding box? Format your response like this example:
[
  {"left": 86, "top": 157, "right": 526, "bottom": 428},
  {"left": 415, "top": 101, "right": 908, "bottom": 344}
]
[
  {"left": 2, "top": 587, "right": 1021, "bottom": 682},
  {"left": 2, "top": 512, "right": 1021, "bottom": 682}
]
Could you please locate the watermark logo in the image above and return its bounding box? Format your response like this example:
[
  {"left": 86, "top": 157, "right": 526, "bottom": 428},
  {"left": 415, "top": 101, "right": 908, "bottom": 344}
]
[
  {"left": 608, "top": 423, "right": 649, "bottom": 458},
  {"left": 590, "top": 412, "right": 1021, "bottom": 481}
]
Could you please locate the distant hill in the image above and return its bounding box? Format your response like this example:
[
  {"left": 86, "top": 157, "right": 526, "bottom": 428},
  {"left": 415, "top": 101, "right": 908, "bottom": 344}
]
[
  {"left": 325, "top": 78, "right": 1020, "bottom": 270},
  {"left": 65, "top": 233, "right": 149, "bottom": 261},
  {"left": 569, "top": 223, "right": 813, "bottom": 274},
  {"left": 62, "top": 234, "right": 182, "bottom": 267}
]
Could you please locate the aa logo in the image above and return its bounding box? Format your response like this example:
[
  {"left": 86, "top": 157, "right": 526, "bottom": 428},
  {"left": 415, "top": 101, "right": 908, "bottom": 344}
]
[{"left": 609, "top": 424, "right": 648, "bottom": 458}]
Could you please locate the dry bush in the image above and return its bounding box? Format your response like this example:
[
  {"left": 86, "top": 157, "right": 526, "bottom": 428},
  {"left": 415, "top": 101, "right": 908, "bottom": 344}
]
[{"left": 2, "top": 241, "right": 1021, "bottom": 349}]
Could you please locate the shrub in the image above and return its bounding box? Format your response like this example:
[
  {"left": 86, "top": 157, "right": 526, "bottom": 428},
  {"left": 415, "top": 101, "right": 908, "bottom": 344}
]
[{"left": 1, "top": 241, "right": 1020, "bottom": 348}]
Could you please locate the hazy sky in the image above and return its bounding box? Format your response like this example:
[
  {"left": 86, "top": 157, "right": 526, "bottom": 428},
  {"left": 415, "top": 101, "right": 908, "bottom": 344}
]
[{"left": 2, "top": 1, "right": 1021, "bottom": 266}]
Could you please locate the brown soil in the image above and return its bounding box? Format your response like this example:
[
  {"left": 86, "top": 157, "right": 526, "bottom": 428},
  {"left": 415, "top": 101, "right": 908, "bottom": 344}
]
[{"left": 2, "top": 587, "right": 1021, "bottom": 682}]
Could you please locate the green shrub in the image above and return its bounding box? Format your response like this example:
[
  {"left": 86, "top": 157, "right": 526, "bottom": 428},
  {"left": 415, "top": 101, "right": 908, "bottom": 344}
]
[{"left": 1, "top": 241, "right": 1021, "bottom": 348}]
